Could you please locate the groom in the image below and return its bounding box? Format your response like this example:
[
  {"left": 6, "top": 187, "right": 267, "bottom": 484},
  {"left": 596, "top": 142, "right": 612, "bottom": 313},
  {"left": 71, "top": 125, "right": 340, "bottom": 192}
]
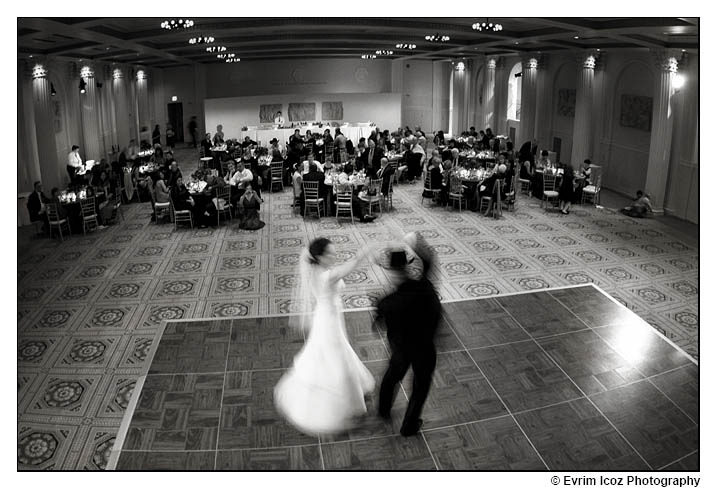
[{"left": 376, "top": 233, "right": 441, "bottom": 436}]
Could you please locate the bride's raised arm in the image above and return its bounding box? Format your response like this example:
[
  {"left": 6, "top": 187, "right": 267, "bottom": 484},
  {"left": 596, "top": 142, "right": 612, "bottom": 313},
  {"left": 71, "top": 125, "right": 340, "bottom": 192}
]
[{"left": 325, "top": 242, "right": 382, "bottom": 284}]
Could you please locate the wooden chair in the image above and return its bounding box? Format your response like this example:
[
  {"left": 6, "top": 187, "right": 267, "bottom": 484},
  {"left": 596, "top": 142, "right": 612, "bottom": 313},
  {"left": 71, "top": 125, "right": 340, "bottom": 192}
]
[
  {"left": 80, "top": 196, "right": 99, "bottom": 234},
  {"left": 171, "top": 199, "right": 193, "bottom": 230},
  {"left": 270, "top": 161, "right": 284, "bottom": 192},
  {"left": 150, "top": 190, "right": 171, "bottom": 223},
  {"left": 114, "top": 175, "right": 127, "bottom": 204},
  {"left": 447, "top": 175, "right": 467, "bottom": 212},
  {"left": 518, "top": 162, "right": 531, "bottom": 195},
  {"left": 421, "top": 172, "right": 442, "bottom": 205},
  {"left": 359, "top": 178, "right": 383, "bottom": 216},
  {"left": 324, "top": 143, "right": 335, "bottom": 164},
  {"left": 46, "top": 203, "right": 71, "bottom": 241},
  {"left": 198, "top": 148, "right": 213, "bottom": 170},
  {"left": 215, "top": 185, "right": 233, "bottom": 226},
  {"left": 502, "top": 174, "right": 517, "bottom": 212},
  {"left": 382, "top": 178, "right": 394, "bottom": 210},
  {"left": 581, "top": 175, "right": 602, "bottom": 205},
  {"left": 220, "top": 160, "right": 229, "bottom": 177},
  {"left": 541, "top": 172, "right": 560, "bottom": 209},
  {"left": 334, "top": 183, "right": 354, "bottom": 224},
  {"left": 479, "top": 179, "right": 504, "bottom": 218},
  {"left": 302, "top": 181, "right": 324, "bottom": 219}
]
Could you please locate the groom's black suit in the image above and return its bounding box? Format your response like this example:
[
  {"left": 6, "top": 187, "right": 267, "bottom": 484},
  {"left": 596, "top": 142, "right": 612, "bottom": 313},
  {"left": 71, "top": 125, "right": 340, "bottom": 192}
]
[{"left": 376, "top": 238, "right": 441, "bottom": 436}]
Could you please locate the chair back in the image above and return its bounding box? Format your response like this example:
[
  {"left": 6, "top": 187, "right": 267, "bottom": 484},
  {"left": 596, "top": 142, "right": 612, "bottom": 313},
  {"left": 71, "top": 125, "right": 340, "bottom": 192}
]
[
  {"left": 325, "top": 143, "right": 335, "bottom": 163},
  {"left": 270, "top": 161, "right": 283, "bottom": 179},
  {"left": 336, "top": 183, "right": 353, "bottom": 207},
  {"left": 199, "top": 148, "right": 207, "bottom": 158},
  {"left": 594, "top": 174, "right": 602, "bottom": 191},
  {"left": 303, "top": 180, "right": 320, "bottom": 199},
  {"left": 543, "top": 172, "right": 557, "bottom": 192},
  {"left": 423, "top": 172, "right": 433, "bottom": 191},
  {"left": 46, "top": 203, "right": 61, "bottom": 221},
  {"left": 367, "top": 178, "right": 382, "bottom": 196},
  {"left": 80, "top": 196, "right": 96, "bottom": 217},
  {"left": 449, "top": 175, "right": 464, "bottom": 195},
  {"left": 216, "top": 184, "right": 230, "bottom": 201}
]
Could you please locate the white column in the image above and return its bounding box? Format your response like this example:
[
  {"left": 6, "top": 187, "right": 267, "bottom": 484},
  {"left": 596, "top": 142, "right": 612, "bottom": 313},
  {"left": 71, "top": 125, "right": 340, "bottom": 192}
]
[
  {"left": 494, "top": 57, "right": 508, "bottom": 135},
  {"left": 518, "top": 55, "right": 539, "bottom": 144},
  {"left": 482, "top": 58, "right": 497, "bottom": 131},
  {"left": 136, "top": 69, "right": 150, "bottom": 141},
  {"left": 645, "top": 50, "right": 681, "bottom": 212},
  {"left": 570, "top": 53, "right": 597, "bottom": 166},
  {"left": 112, "top": 67, "right": 131, "bottom": 148},
  {"left": 30, "top": 62, "right": 63, "bottom": 189},
  {"left": 80, "top": 64, "right": 102, "bottom": 161},
  {"left": 432, "top": 60, "right": 450, "bottom": 133}
]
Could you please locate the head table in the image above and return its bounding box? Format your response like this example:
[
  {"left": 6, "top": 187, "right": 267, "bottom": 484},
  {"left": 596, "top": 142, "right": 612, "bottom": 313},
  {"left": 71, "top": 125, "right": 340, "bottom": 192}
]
[{"left": 239, "top": 125, "right": 374, "bottom": 146}]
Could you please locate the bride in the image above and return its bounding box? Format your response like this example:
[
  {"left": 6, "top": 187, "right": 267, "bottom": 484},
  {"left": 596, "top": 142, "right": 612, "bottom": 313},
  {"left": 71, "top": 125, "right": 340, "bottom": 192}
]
[{"left": 274, "top": 237, "right": 379, "bottom": 435}]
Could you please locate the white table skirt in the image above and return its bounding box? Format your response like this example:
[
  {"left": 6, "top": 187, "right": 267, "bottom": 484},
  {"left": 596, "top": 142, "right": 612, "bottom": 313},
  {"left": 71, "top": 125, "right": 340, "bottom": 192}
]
[{"left": 240, "top": 126, "right": 373, "bottom": 146}]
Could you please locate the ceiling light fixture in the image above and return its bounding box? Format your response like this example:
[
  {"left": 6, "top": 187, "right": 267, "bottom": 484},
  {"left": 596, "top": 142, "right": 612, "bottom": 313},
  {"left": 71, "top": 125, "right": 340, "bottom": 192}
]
[
  {"left": 189, "top": 36, "right": 215, "bottom": 45},
  {"left": 160, "top": 19, "right": 194, "bottom": 30},
  {"left": 206, "top": 45, "right": 226, "bottom": 53},
  {"left": 395, "top": 43, "right": 417, "bottom": 50},
  {"left": 217, "top": 53, "right": 235, "bottom": 59},
  {"left": 425, "top": 34, "right": 450, "bottom": 42},
  {"left": 455, "top": 61, "right": 465, "bottom": 71},
  {"left": 361, "top": 54, "right": 377, "bottom": 59},
  {"left": 375, "top": 49, "right": 394, "bottom": 55},
  {"left": 472, "top": 18, "right": 503, "bottom": 32},
  {"left": 574, "top": 36, "right": 580, "bottom": 39},
  {"left": 673, "top": 74, "right": 685, "bottom": 91},
  {"left": 225, "top": 58, "right": 241, "bottom": 63}
]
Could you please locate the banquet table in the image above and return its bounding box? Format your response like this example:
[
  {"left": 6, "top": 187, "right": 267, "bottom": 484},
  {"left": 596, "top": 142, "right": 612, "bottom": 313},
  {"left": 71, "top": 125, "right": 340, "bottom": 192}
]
[{"left": 240, "top": 126, "right": 374, "bottom": 146}]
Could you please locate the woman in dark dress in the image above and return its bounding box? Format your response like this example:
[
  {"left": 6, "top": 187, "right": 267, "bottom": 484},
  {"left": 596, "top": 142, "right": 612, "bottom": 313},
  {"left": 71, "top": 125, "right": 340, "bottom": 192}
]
[
  {"left": 152, "top": 125, "right": 162, "bottom": 146},
  {"left": 237, "top": 183, "right": 265, "bottom": 230},
  {"left": 166, "top": 124, "right": 176, "bottom": 148},
  {"left": 559, "top": 163, "right": 575, "bottom": 215}
]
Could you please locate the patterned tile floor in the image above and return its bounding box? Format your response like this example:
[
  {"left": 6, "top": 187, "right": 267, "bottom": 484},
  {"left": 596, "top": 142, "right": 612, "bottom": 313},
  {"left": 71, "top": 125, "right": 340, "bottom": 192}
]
[
  {"left": 17, "top": 148, "right": 698, "bottom": 470},
  {"left": 109, "top": 287, "right": 698, "bottom": 471}
]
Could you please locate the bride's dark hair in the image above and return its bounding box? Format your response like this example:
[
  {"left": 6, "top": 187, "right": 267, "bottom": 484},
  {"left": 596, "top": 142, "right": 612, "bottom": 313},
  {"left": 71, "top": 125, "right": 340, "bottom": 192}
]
[{"left": 308, "top": 237, "right": 332, "bottom": 265}]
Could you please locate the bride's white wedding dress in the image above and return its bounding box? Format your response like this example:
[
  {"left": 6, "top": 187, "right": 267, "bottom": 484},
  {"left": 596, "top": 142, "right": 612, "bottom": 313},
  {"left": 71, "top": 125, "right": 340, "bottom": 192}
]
[{"left": 274, "top": 270, "right": 375, "bottom": 435}]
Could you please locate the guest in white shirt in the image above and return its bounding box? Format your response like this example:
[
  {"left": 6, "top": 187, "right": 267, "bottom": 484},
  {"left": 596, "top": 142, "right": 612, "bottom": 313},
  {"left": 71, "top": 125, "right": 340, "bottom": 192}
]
[
  {"left": 213, "top": 125, "right": 225, "bottom": 145},
  {"left": 229, "top": 161, "right": 254, "bottom": 208},
  {"left": 274, "top": 111, "right": 286, "bottom": 127},
  {"left": 301, "top": 152, "right": 323, "bottom": 174},
  {"left": 67, "top": 145, "right": 83, "bottom": 185},
  {"left": 127, "top": 140, "right": 140, "bottom": 163}
]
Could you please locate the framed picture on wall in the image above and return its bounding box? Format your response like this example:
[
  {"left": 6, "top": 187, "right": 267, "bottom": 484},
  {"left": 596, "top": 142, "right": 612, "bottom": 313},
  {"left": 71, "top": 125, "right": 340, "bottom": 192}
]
[
  {"left": 288, "top": 103, "right": 316, "bottom": 121},
  {"left": 619, "top": 94, "right": 653, "bottom": 132},
  {"left": 322, "top": 101, "right": 343, "bottom": 120},
  {"left": 259, "top": 104, "right": 282, "bottom": 123},
  {"left": 557, "top": 89, "right": 576, "bottom": 117}
]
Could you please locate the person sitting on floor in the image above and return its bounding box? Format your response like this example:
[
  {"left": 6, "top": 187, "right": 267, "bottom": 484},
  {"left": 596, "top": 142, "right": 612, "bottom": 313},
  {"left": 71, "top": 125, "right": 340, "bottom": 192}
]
[
  {"left": 237, "top": 183, "right": 265, "bottom": 230},
  {"left": 620, "top": 190, "right": 654, "bottom": 218}
]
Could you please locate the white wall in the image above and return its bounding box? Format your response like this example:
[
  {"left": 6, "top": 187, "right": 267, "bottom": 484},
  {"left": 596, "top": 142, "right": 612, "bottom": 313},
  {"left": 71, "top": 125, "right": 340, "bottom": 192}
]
[{"left": 204, "top": 92, "right": 402, "bottom": 139}]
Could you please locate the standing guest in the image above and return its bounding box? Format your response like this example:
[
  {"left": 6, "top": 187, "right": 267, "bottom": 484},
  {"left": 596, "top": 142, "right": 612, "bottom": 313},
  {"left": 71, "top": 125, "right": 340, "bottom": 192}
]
[
  {"left": 358, "top": 139, "right": 383, "bottom": 176},
  {"left": 417, "top": 130, "right": 428, "bottom": 153},
  {"left": 377, "top": 233, "right": 441, "bottom": 437},
  {"left": 188, "top": 116, "right": 198, "bottom": 148},
  {"left": 152, "top": 125, "right": 162, "bottom": 146},
  {"left": 274, "top": 111, "right": 286, "bottom": 126},
  {"left": 237, "top": 183, "right": 265, "bottom": 230},
  {"left": 167, "top": 160, "right": 183, "bottom": 187},
  {"left": 127, "top": 139, "right": 140, "bottom": 167},
  {"left": 67, "top": 145, "right": 83, "bottom": 186},
  {"left": 290, "top": 129, "right": 302, "bottom": 146},
  {"left": 292, "top": 163, "right": 304, "bottom": 200},
  {"left": 356, "top": 137, "right": 367, "bottom": 156},
  {"left": 27, "top": 181, "right": 49, "bottom": 227},
  {"left": 166, "top": 123, "right": 176, "bottom": 149},
  {"left": 368, "top": 130, "right": 377, "bottom": 144},
  {"left": 201, "top": 133, "right": 213, "bottom": 154},
  {"left": 468, "top": 126, "right": 478, "bottom": 138},
  {"left": 559, "top": 163, "right": 575, "bottom": 215},
  {"left": 334, "top": 128, "right": 347, "bottom": 162},
  {"left": 421, "top": 157, "right": 443, "bottom": 202},
  {"left": 213, "top": 125, "right": 225, "bottom": 145}
]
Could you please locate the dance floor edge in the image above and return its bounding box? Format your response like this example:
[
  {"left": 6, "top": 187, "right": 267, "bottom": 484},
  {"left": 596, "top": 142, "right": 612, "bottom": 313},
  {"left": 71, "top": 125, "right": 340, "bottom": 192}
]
[{"left": 108, "top": 284, "right": 698, "bottom": 471}]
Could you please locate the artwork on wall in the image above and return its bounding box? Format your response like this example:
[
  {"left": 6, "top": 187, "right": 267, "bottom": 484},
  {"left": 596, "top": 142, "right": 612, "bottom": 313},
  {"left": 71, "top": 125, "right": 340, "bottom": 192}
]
[
  {"left": 259, "top": 104, "right": 282, "bottom": 123},
  {"left": 288, "top": 102, "right": 316, "bottom": 121},
  {"left": 619, "top": 94, "right": 653, "bottom": 131},
  {"left": 52, "top": 100, "right": 62, "bottom": 133},
  {"left": 557, "top": 89, "right": 576, "bottom": 117},
  {"left": 322, "top": 101, "right": 344, "bottom": 120}
]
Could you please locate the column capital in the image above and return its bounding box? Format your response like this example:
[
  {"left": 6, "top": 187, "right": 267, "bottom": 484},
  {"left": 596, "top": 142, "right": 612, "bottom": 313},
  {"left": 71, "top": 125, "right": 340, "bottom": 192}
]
[
  {"left": 574, "top": 51, "right": 599, "bottom": 70},
  {"left": 494, "top": 56, "right": 506, "bottom": 70},
  {"left": 80, "top": 64, "right": 95, "bottom": 79},
  {"left": 112, "top": 66, "right": 125, "bottom": 79},
  {"left": 486, "top": 57, "right": 497, "bottom": 70},
  {"left": 521, "top": 54, "right": 540, "bottom": 70},
  {"left": 651, "top": 49, "right": 684, "bottom": 73}
]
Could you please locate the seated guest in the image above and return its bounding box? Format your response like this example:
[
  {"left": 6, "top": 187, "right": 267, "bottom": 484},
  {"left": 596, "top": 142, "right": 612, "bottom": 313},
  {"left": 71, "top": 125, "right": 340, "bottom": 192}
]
[
  {"left": 536, "top": 150, "right": 551, "bottom": 170},
  {"left": 229, "top": 161, "right": 254, "bottom": 207},
  {"left": 303, "top": 131, "right": 316, "bottom": 156},
  {"left": 48, "top": 187, "right": 68, "bottom": 220},
  {"left": 290, "top": 129, "right": 302, "bottom": 146},
  {"left": 376, "top": 157, "right": 395, "bottom": 196},
  {"left": 422, "top": 157, "right": 443, "bottom": 201},
  {"left": 417, "top": 130, "right": 428, "bottom": 152},
  {"left": 154, "top": 171, "right": 170, "bottom": 204},
  {"left": 356, "top": 137, "right": 367, "bottom": 156},
  {"left": 480, "top": 130, "right": 491, "bottom": 149},
  {"left": 241, "top": 136, "right": 257, "bottom": 149},
  {"left": 285, "top": 143, "right": 303, "bottom": 183},
  {"left": 505, "top": 141, "right": 516, "bottom": 163},
  {"left": 152, "top": 147, "right": 166, "bottom": 169},
  {"left": 237, "top": 183, "right": 265, "bottom": 230},
  {"left": 127, "top": 139, "right": 140, "bottom": 166},
  {"left": 201, "top": 133, "right": 213, "bottom": 154},
  {"left": 302, "top": 152, "right": 324, "bottom": 174},
  {"left": 580, "top": 159, "right": 593, "bottom": 183},
  {"left": 405, "top": 137, "right": 425, "bottom": 184},
  {"left": 468, "top": 126, "right": 479, "bottom": 138},
  {"left": 465, "top": 136, "right": 476, "bottom": 151},
  {"left": 434, "top": 130, "right": 446, "bottom": 147},
  {"left": 213, "top": 125, "right": 225, "bottom": 145},
  {"left": 621, "top": 190, "right": 654, "bottom": 218},
  {"left": 170, "top": 177, "right": 194, "bottom": 216},
  {"left": 27, "top": 181, "right": 49, "bottom": 229},
  {"left": 498, "top": 153, "right": 515, "bottom": 196},
  {"left": 167, "top": 160, "right": 183, "bottom": 187},
  {"left": 269, "top": 138, "right": 284, "bottom": 161},
  {"left": 299, "top": 162, "right": 327, "bottom": 214},
  {"left": 479, "top": 164, "right": 508, "bottom": 217}
]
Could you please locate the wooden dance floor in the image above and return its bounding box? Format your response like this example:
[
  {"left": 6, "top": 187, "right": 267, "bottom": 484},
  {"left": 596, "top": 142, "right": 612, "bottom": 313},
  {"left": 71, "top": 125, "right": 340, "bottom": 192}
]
[{"left": 108, "top": 285, "right": 698, "bottom": 471}]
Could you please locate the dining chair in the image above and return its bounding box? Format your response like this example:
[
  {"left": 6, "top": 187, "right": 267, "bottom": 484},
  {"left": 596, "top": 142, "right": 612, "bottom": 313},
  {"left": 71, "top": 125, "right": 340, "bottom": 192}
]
[
  {"left": 382, "top": 178, "right": 394, "bottom": 210},
  {"left": 302, "top": 181, "right": 324, "bottom": 219},
  {"left": 46, "top": 203, "right": 71, "bottom": 241},
  {"left": 581, "top": 175, "right": 602, "bottom": 206},
  {"left": 479, "top": 179, "right": 504, "bottom": 218},
  {"left": 171, "top": 199, "right": 193, "bottom": 230},
  {"left": 421, "top": 172, "right": 442, "bottom": 205},
  {"left": 359, "top": 178, "right": 383, "bottom": 216},
  {"left": 502, "top": 175, "right": 517, "bottom": 212},
  {"left": 324, "top": 143, "right": 335, "bottom": 164},
  {"left": 150, "top": 190, "right": 171, "bottom": 224},
  {"left": 198, "top": 148, "right": 213, "bottom": 170},
  {"left": 215, "top": 184, "right": 233, "bottom": 226},
  {"left": 334, "top": 183, "right": 354, "bottom": 224},
  {"left": 447, "top": 175, "right": 467, "bottom": 212},
  {"left": 270, "top": 162, "right": 284, "bottom": 192},
  {"left": 80, "top": 196, "right": 99, "bottom": 234},
  {"left": 542, "top": 173, "right": 560, "bottom": 209}
]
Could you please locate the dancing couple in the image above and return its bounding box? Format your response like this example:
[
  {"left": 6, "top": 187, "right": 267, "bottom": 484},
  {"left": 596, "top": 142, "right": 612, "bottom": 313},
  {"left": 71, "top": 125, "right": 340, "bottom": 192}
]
[{"left": 274, "top": 233, "right": 442, "bottom": 437}]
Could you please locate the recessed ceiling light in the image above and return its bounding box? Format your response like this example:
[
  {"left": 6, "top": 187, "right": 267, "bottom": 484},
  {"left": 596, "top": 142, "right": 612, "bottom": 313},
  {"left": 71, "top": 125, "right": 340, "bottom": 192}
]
[
  {"left": 596, "top": 48, "right": 601, "bottom": 52},
  {"left": 514, "top": 41, "right": 519, "bottom": 45},
  {"left": 28, "top": 55, "right": 33, "bottom": 58},
  {"left": 682, "top": 49, "right": 686, "bottom": 52},
  {"left": 574, "top": 36, "right": 580, "bottom": 39}
]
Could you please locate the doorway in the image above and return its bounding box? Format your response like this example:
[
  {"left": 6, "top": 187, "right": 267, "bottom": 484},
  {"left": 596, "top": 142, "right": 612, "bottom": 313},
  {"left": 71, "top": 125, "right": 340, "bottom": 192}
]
[{"left": 167, "top": 102, "right": 184, "bottom": 143}]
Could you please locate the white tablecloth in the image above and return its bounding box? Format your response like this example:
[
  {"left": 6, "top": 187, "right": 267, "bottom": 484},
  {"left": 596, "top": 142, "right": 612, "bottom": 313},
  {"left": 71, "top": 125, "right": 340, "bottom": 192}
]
[{"left": 240, "top": 126, "right": 373, "bottom": 146}]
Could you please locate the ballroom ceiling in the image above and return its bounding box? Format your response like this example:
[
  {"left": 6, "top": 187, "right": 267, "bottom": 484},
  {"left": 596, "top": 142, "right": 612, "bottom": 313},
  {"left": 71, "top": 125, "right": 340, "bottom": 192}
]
[{"left": 17, "top": 17, "right": 699, "bottom": 68}]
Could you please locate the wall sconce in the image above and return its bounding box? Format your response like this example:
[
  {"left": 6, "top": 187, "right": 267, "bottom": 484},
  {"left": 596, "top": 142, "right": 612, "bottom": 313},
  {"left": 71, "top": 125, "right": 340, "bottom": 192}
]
[
  {"left": 32, "top": 64, "right": 47, "bottom": 79},
  {"left": 50, "top": 83, "right": 56, "bottom": 96},
  {"left": 112, "top": 68, "right": 123, "bottom": 80},
  {"left": 455, "top": 61, "right": 465, "bottom": 71},
  {"left": 136, "top": 69, "right": 147, "bottom": 80},
  {"left": 79, "top": 79, "right": 86, "bottom": 94},
  {"left": 672, "top": 73, "right": 685, "bottom": 92},
  {"left": 171, "top": 95, "right": 178, "bottom": 102}
]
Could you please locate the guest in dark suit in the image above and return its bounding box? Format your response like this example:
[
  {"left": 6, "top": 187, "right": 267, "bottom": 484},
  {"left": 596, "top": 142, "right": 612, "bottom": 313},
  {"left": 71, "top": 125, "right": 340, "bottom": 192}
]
[
  {"left": 377, "top": 233, "right": 441, "bottom": 436},
  {"left": 27, "top": 181, "right": 49, "bottom": 227},
  {"left": 201, "top": 133, "right": 213, "bottom": 155},
  {"left": 358, "top": 139, "right": 384, "bottom": 177},
  {"left": 299, "top": 162, "right": 327, "bottom": 214},
  {"left": 376, "top": 158, "right": 395, "bottom": 195}
]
